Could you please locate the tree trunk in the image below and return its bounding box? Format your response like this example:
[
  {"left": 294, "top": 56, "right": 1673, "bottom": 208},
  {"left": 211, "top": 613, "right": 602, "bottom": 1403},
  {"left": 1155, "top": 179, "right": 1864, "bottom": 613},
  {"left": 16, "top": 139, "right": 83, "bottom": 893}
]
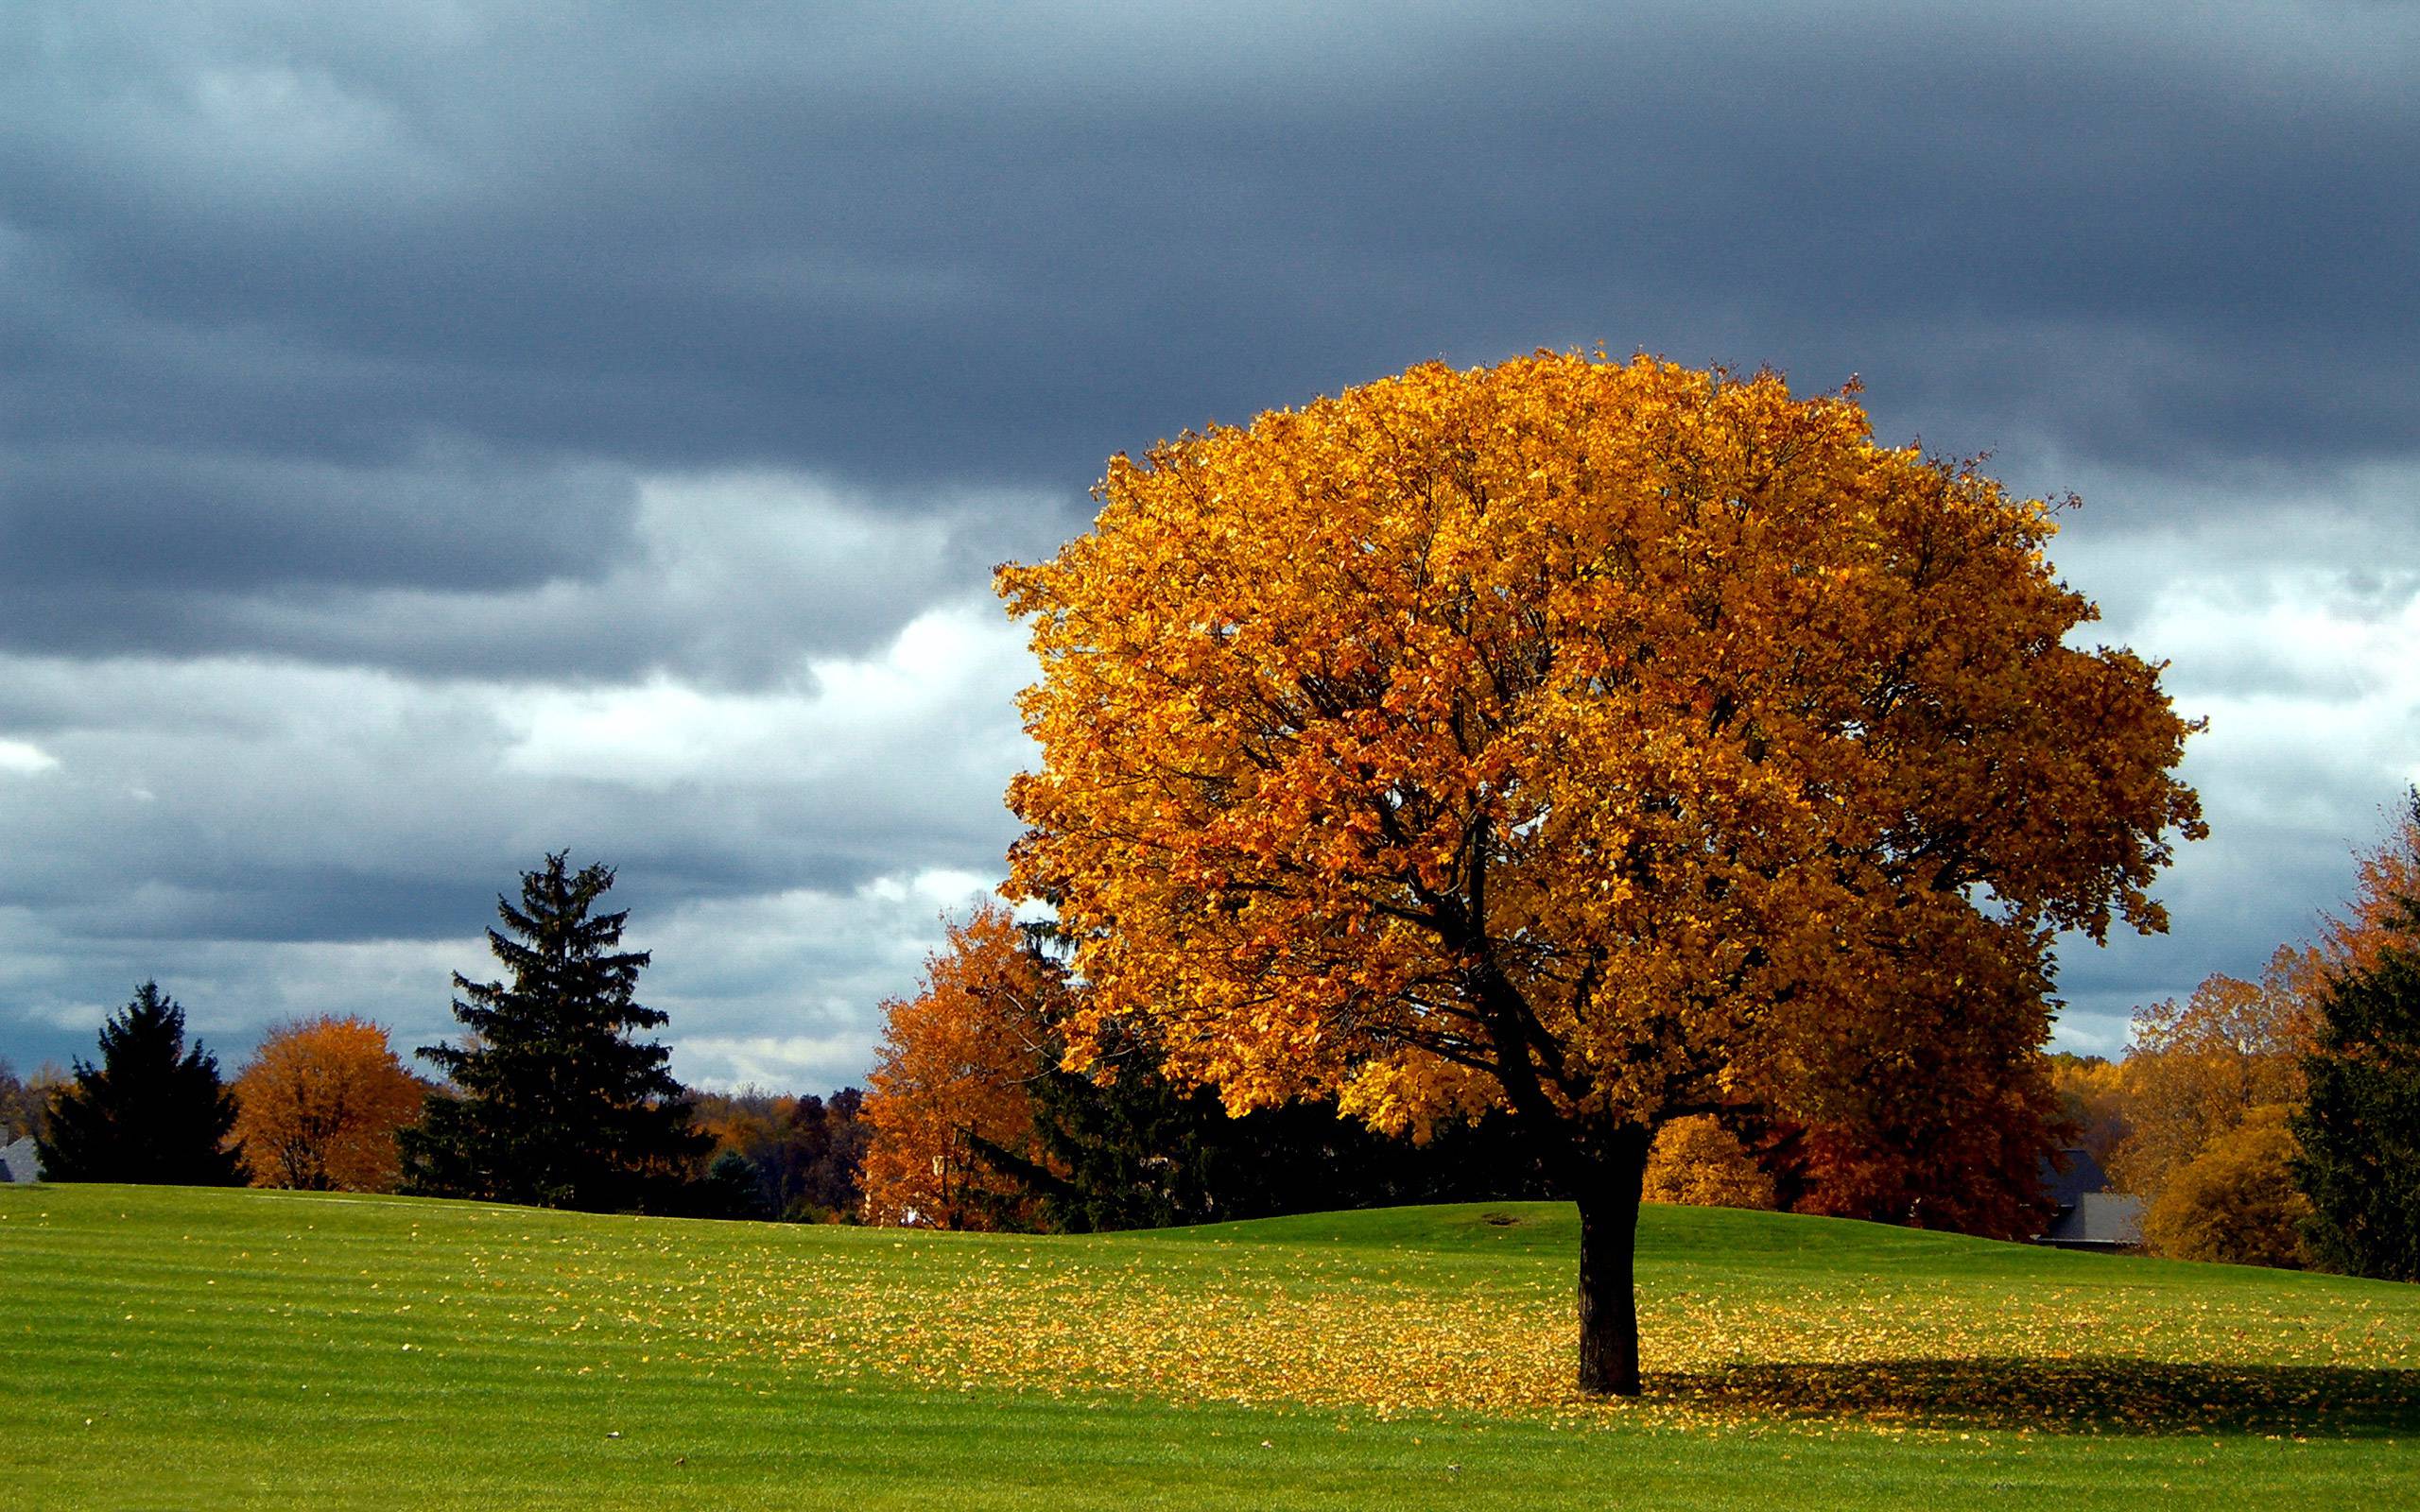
[{"left": 1575, "top": 1129, "right": 1651, "bottom": 1396}]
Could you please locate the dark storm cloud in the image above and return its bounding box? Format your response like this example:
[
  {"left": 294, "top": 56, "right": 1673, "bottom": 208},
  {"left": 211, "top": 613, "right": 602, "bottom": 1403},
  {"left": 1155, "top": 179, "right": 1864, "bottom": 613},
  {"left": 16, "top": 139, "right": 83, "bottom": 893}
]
[
  {"left": 9, "top": 3, "right": 2415, "bottom": 508},
  {"left": 0, "top": 445, "right": 637, "bottom": 593},
  {"left": 8, "top": 3, "right": 2413, "bottom": 679}
]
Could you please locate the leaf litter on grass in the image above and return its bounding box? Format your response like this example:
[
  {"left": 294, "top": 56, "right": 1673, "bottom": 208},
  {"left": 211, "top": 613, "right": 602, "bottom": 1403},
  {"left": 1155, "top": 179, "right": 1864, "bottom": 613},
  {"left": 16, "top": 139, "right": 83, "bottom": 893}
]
[{"left": 498, "top": 1228, "right": 2420, "bottom": 1440}]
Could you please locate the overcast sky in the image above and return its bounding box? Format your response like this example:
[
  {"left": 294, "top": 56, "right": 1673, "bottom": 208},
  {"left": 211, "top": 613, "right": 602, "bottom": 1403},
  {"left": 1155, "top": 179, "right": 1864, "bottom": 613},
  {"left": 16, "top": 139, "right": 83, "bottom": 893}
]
[{"left": 3, "top": 1, "right": 2413, "bottom": 1091}]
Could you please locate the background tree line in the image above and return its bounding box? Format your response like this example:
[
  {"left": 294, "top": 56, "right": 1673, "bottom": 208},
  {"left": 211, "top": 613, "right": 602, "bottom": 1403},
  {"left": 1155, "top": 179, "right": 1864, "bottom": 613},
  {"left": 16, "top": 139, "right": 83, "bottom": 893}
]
[
  {"left": 6, "top": 853, "right": 873, "bottom": 1223},
  {"left": 12, "top": 795, "right": 2414, "bottom": 1289},
  {"left": 2047, "top": 791, "right": 2420, "bottom": 1274}
]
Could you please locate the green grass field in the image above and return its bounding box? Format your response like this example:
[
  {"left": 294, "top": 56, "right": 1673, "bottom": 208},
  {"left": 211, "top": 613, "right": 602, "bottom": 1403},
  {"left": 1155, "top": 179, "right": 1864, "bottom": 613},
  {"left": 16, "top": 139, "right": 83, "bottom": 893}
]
[{"left": 3, "top": 1184, "right": 2415, "bottom": 1509}]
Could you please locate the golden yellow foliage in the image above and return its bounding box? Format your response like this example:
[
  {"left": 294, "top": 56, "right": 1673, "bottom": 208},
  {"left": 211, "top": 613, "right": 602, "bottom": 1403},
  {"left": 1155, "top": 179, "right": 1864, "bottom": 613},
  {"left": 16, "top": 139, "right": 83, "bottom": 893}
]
[
  {"left": 232, "top": 1016, "right": 425, "bottom": 1193},
  {"left": 1642, "top": 1116, "right": 1775, "bottom": 1210},
  {"left": 2139, "top": 1103, "right": 2312, "bottom": 1268},
  {"left": 2045, "top": 1054, "right": 2131, "bottom": 1171},
  {"left": 2111, "top": 948, "right": 2315, "bottom": 1208},
  {"left": 999, "top": 353, "right": 2202, "bottom": 1390}
]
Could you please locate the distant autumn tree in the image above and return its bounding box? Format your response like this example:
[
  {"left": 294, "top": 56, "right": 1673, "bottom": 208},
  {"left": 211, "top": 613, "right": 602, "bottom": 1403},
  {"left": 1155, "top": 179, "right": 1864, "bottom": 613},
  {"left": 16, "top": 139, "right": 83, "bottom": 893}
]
[
  {"left": 2294, "top": 789, "right": 2420, "bottom": 1281},
  {"left": 1642, "top": 1116, "right": 1774, "bottom": 1210},
  {"left": 2045, "top": 1052, "right": 2133, "bottom": 1171},
  {"left": 38, "top": 983, "right": 247, "bottom": 1186},
  {"left": 1751, "top": 995, "right": 2068, "bottom": 1236},
  {"left": 2111, "top": 946, "right": 2317, "bottom": 1210},
  {"left": 233, "top": 1017, "right": 426, "bottom": 1193},
  {"left": 1000, "top": 353, "right": 2202, "bottom": 1393},
  {"left": 2322, "top": 791, "right": 2420, "bottom": 978},
  {"left": 400, "top": 853, "right": 708, "bottom": 1211},
  {"left": 0, "top": 1057, "right": 60, "bottom": 1146},
  {"left": 861, "top": 903, "right": 1059, "bottom": 1228},
  {"left": 2142, "top": 1103, "right": 2310, "bottom": 1268},
  {"left": 688, "top": 1086, "right": 873, "bottom": 1221}
]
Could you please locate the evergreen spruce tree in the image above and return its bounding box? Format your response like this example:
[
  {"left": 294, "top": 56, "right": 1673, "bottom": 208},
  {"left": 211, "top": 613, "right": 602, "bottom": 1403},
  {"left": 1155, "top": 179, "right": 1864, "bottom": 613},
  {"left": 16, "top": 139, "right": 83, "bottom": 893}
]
[
  {"left": 2293, "top": 798, "right": 2420, "bottom": 1280},
  {"left": 37, "top": 982, "right": 247, "bottom": 1185},
  {"left": 400, "top": 853, "right": 708, "bottom": 1211}
]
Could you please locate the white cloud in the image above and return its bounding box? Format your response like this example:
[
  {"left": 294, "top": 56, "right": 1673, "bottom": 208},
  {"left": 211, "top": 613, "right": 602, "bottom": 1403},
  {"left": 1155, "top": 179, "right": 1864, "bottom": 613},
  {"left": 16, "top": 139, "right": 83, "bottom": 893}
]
[
  {"left": 499, "top": 595, "right": 1033, "bottom": 791},
  {"left": 638, "top": 864, "right": 1003, "bottom": 1091},
  {"left": 0, "top": 739, "right": 59, "bottom": 775},
  {"left": 213, "top": 467, "right": 1069, "bottom": 684},
  {"left": 673, "top": 1033, "right": 880, "bottom": 1092},
  {"left": 0, "top": 561, "right": 1036, "bottom": 1088}
]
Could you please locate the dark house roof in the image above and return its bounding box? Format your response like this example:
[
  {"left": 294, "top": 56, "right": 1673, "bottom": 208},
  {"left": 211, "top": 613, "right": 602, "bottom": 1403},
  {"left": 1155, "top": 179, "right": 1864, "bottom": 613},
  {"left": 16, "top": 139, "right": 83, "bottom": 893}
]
[
  {"left": 2031, "top": 1146, "right": 2144, "bottom": 1250},
  {"left": 2039, "top": 1192, "right": 2147, "bottom": 1249},
  {"left": 2039, "top": 1146, "right": 2110, "bottom": 1210}
]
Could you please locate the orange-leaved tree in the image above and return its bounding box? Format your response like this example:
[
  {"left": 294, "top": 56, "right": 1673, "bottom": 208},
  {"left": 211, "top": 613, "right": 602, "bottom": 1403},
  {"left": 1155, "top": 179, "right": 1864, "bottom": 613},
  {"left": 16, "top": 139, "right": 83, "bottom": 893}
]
[
  {"left": 1734, "top": 977, "right": 2073, "bottom": 1236},
  {"left": 2323, "top": 794, "right": 2420, "bottom": 977},
  {"left": 999, "top": 353, "right": 2203, "bottom": 1394},
  {"left": 232, "top": 1015, "right": 427, "bottom": 1192},
  {"left": 2110, "top": 946, "right": 2318, "bottom": 1211},
  {"left": 861, "top": 902, "right": 1061, "bottom": 1228}
]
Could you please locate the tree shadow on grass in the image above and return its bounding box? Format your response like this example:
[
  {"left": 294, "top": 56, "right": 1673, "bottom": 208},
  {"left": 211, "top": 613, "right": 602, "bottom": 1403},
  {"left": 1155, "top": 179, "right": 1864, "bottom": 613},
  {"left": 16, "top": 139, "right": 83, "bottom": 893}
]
[{"left": 1646, "top": 1358, "right": 2420, "bottom": 1436}]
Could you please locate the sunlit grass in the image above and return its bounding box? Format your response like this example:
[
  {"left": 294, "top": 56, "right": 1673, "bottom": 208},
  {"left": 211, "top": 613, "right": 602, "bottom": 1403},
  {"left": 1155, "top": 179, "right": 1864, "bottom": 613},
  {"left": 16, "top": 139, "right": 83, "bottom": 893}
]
[{"left": 3, "top": 1184, "right": 2415, "bottom": 1509}]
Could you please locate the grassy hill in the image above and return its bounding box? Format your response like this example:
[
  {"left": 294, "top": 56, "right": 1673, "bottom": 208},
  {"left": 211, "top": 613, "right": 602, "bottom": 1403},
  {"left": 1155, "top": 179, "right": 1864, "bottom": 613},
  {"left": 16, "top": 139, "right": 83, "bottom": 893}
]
[{"left": 3, "top": 1183, "right": 2415, "bottom": 1509}]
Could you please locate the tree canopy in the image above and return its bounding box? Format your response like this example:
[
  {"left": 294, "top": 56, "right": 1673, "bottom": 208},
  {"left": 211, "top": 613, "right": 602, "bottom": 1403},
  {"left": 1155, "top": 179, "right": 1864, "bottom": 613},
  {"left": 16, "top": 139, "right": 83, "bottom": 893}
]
[
  {"left": 233, "top": 1016, "right": 426, "bottom": 1193},
  {"left": 38, "top": 982, "right": 247, "bottom": 1186},
  {"left": 2142, "top": 1102, "right": 2311, "bottom": 1269},
  {"left": 2110, "top": 946, "right": 2315, "bottom": 1211},
  {"left": 400, "top": 852, "right": 707, "bottom": 1211},
  {"left": 999, "top": 353, "right": 2203, "bottom": 1392},
  {"left": 0, "top": 1057, "right": 60, "bottom": 1147},
  {"left": 689, "top": 1087, "right": 871, "bottom": 1222},
  {"left": 861, "top": 902, "right": 1059, "bottom": 1229}
]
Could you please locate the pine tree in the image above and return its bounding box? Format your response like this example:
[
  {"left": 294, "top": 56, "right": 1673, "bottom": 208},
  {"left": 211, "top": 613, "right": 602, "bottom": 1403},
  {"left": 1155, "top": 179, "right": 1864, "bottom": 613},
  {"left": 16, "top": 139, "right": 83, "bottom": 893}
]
[
  {"left": 2292, "top": 794, "right": 2420, "bottom": 1280},
  {"left": 37, "top": 982, "right": 247, "bottom": 1185},
  {"left": 399, "top": 853, "right": 708, "bottom": 1211}
]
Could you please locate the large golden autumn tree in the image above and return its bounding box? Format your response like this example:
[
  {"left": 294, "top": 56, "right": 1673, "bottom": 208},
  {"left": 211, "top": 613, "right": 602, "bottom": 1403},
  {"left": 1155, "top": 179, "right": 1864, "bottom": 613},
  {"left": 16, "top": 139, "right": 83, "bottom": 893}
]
[{"left": 999, "top": 353, "right": 2203, "bottom": 1395}]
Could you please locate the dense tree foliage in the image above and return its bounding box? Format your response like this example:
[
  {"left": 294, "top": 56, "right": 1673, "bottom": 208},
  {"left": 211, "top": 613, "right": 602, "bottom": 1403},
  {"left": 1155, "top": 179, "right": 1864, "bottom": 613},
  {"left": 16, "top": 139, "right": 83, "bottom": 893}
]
[
  {"left": 2110, "top": 948, "right": 2315, "bottom": 1214},
  {"left": 1641, "top": 1116, "right": 1775, "bottom": 1210},
  {"left": 1754, "top": 1026, "right": 2067, "bottom": 1236},
  {"left": 689, "top": 1086, "right": 871, "bottom": 1221},
  {"left": 860, "top": 903, "right": 1057, "bottom": 1228},
  {"left": 37, "top": 982, "right": 247, "bottom": 1186},
  {"left": 2293, "top": 792, "right": 2420, "bottom": 1281},
  {"left": 694, "top": 1148, "right": 766, "bottom": 1218},
  {"left": 232, "top": 1016, "right": 426, "bottom": 1193},
  {"left": 2142, "top": 1103, "right": 2310, "bottom": 1268},
  {"left": 400, "top": 853, "right": 708, "bottom": 1211},
  {"left": 1000, "top": 353, "right": 2201, "bottom": 1392},
  {"left": 2045, "top": 1052, "right": 2132, "bottom": 1172}
]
